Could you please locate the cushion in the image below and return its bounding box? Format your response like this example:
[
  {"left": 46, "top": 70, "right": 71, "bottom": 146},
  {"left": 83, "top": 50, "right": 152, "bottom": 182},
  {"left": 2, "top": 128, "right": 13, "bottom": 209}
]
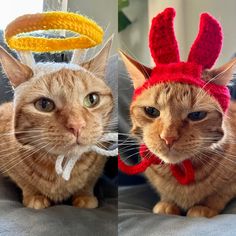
[{"left": 119, "top": 184, "right": 236, "bottom": 236}]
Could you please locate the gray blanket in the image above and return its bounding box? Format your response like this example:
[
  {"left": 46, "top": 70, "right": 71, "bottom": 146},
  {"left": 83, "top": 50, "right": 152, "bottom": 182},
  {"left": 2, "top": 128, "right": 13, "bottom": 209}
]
[
  {"left": 119, "top": 184, "right": 236, "bottom": 236},
  {"left": 0, "top": 177, "right": 117, "bottom": 236}
]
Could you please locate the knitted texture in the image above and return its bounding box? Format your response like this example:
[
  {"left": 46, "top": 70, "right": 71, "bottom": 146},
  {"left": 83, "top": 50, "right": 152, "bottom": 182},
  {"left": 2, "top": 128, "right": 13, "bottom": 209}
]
[
  {"left": 149, "top": 8, "right": 180, "bottom": 64},
  {"left": 133, "top": 62, "right": 230, "bottom": 112},
  {"left": 118, "top": 8, "right": 230, "bottom": 185},
  {"left": 118, "top": 144, "right": 195, "bottom": 185},
  {"left": 188, "top": 13, "right": 223, "bottom": 69},
  {"left": 5, "top": 12, "right": 104, "bottom": 52}
]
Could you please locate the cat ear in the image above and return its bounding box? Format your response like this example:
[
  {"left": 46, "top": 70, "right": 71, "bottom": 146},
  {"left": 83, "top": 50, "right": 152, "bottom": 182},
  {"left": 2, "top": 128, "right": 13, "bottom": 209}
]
[
  {"left": 202, "top": 58, "right": 236, "bottom": 86},
  {"left": 80, "top": 36, "right": 113, "bottom": 79},
  {"left": 119, "top": 51, "right": 152, "bottom": 89},
  {"left": 0, "top": 46, "right": 33, "bottom": 87}
]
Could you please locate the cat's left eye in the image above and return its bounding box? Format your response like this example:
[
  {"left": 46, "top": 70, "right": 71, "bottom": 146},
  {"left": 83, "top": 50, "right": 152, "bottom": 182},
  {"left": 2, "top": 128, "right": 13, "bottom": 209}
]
[
  {"left": 188, "top": 111, "right": 207, "bottom": 121},
  {"left": 34, "top": 98, "right": 55, "bottom": 112},
  {"left": 83, "top": 93, "right": 100, "bottom": 108}
]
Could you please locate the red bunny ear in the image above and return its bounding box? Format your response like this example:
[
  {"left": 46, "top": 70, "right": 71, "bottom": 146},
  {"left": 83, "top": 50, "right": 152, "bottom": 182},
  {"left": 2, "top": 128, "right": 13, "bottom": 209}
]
[
  {"left": 149, "top": 8, "right": 180, "bottom": 64},
  {"left": 188, "top": 13, "right": 223, "bottom": 69}
]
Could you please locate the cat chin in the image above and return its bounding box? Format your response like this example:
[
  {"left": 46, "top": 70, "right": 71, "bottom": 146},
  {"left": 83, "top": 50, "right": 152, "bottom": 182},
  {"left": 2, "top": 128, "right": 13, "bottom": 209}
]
[
  {"left": 41, "top": 143, "right": 90, "bottom": 157},
  {"left": 66, "top": 145, "right": 90, "bottom": 156},
  {"left": 153, "top": 150, "right": 191, "bottom": 164},
  {"left": 158, "top": 155, "right": 187, "bottom": 164}
]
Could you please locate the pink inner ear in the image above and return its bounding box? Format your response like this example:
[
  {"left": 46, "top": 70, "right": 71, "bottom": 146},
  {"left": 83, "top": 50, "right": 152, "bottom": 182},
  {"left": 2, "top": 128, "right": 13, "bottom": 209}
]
[
  {"left": 149, "top": 8, "right": 180, "bottom": 65},
  {"left": 187, "top": 13, "right": 223, "bottom": 69}
]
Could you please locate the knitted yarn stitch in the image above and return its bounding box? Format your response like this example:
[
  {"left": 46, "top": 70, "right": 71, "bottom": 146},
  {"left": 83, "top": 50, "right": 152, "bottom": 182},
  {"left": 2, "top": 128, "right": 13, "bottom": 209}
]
[{"left": 5, "top": 12, "right": 104, "bottom": 52}]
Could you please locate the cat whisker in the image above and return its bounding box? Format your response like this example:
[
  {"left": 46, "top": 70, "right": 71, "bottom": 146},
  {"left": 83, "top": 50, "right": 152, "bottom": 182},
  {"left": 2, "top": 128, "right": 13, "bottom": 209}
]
[
  {"left": 23, "top": 144, "right": 57, "bottom": 173},
  {"left": 202, "top": 146, "right": 236, "bottom": 163},
  {"left": 117, "top": 146, "right": 139, "bottom": 153},
  {"left": 0, "top": 136, "right": 51, "bottom": 154},
  {"left": 0, "top": 141, "right": 50, "bottom": 174},
  {"left": 121, "top": 149, "right": 147, "bottom": 161},
  {"left": 1, "top": 143, "right": 50, "bottom": 175},
  {"left": 0, "top": 129, "right": 46, "bottom": 136},
  {"left": 196, "top": 150, "right": 236, "bottom": 178}
]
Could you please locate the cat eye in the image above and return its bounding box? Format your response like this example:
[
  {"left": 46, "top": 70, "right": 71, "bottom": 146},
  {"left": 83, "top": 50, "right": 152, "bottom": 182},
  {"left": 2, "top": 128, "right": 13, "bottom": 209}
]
[
  {"left": 83, "top": 93, "right": 100, "bottom": 108},
  {"left": 144, "top": 106, "right": 160, "bottom": 118},
  {"left": 188, "top": 111, "right": 207, "bottom": 121},
  {"left": 34, "top": 98, "right": 55, "bottom": 112}
]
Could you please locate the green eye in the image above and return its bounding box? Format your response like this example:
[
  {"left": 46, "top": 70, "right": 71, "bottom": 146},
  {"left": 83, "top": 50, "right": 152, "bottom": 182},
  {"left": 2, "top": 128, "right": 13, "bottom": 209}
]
[
  {"left": 144, "top": 106, "right": 160, "bottom": 118},
  {"left": 34, "top": 98, "right": 55, "bottom": 112},
  {"left": 84, "top": 93, "right": 100, "bottom": 108},
  {"left": 188, "top": 111, "right": 207, "bottom": 121}
]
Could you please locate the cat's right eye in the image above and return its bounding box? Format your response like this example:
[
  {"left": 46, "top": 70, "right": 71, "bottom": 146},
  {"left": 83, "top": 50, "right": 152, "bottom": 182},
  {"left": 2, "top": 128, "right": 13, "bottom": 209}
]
[
  {"left": 144, "top": 106, "right": 160, "bottom": 118},
  {"left": 34, "top": 98, "right": 55, "bottom": 112},
  {"left": 187, "top": 111, "right": 207, "bottom": 121}
]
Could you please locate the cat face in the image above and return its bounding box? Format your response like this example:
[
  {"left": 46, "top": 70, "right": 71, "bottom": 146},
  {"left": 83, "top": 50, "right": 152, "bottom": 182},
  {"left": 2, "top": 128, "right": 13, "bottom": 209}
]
[
  {"left": 14, "top": 66, "right": 113, "bottom": 155},
  {"left": 131, "top": 82, "right": 223, "bottom": 163},
  {"left": 120, "top": 51, "right": 236, "bottom": 164},
  {"left": 0, "top": 38, "right": 114, "bottom": 156}
]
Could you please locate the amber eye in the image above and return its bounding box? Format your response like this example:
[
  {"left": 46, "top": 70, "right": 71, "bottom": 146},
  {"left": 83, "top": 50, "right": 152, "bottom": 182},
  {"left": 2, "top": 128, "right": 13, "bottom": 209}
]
[
  {"left": 34, "top": 98, "right": 55, "bottom": 112},
  {"left": 83, "top": 93, "right": 100, "bottom": 108},
  {"left": 144, "top": 106, "right": 160, "bottom": 118},
  {"left": 188, "top": 111, "right": 207, "bottom": 121}
]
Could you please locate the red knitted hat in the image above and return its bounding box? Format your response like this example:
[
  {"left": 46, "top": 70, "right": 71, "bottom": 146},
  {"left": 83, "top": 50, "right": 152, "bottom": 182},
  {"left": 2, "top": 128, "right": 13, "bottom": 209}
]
[
  {"left": 133, "top": 8, "right": 230, "bottom": 112},
  {"left": 118, "top": 8, "right": 230, "bottom": 185}
]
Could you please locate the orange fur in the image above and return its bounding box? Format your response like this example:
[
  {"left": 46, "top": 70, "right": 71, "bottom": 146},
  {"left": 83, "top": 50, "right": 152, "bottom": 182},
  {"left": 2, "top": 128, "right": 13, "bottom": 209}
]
[
  {"left": 122, "top": 52, "right": 236, "bottom": 218},
  {"left": 0, "top": 42, "right": 114, "bottom": 209}
]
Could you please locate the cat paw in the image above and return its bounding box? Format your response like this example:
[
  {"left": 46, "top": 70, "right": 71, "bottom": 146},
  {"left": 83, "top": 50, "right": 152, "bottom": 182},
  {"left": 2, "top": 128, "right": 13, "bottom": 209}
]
[
  {"left": 72, "top": 195, "right": 98, "bottom": 209},
  {"left": 187, "top": 206, "right": 218, "bottom": 218},
  {"left": 23, "top": 195, "right": 51, "bottom": 209},
  {"left": 153, "top": 201, "right": 181, "bottom": 215}
]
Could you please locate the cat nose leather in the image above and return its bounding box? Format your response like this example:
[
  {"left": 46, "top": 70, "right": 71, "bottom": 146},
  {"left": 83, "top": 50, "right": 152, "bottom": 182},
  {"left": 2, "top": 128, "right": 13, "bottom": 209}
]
[
  {"left": 66, "top": 120, "right": 86, "bottom": 137},
  {"left": 161, "top": 136, "right": 177, "bottom": 147}
]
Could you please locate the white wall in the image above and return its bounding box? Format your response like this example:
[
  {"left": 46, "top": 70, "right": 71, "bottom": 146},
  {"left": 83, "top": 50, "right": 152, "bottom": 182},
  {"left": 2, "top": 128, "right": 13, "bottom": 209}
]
[
  {"left": 118, "top": 0, "right": 150, "bottom": 65},
  {"left": 183, "top": 0, "right": 236, "bottom": 66},
  {"left": 67, "top": 0, "right": 117, "bottom": 55}
]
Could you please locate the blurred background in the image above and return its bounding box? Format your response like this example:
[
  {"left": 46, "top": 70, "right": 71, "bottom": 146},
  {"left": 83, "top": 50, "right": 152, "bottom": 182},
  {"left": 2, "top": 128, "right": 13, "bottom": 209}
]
[{"left": 119, "top": 0, "right": 236, "bottom": 67}]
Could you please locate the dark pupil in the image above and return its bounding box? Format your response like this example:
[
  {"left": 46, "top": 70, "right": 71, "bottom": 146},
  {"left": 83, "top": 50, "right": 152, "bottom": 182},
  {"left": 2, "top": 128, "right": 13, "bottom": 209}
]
[
  {"left": 41, "top": 99, "right": 49, "bottom": 109},
  {"left": 188, "top": 111, "right": 206, "bottom": 121},
  {"left": 89, "top": 94, "right": 96, "bottom": 104},
  {"left": 145, "top": 107, "right": 160, "bottom": 117}
]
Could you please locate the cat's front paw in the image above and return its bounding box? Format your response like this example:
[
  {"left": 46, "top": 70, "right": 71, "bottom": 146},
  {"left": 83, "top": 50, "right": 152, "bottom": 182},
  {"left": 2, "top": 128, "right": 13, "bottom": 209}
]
[
  {"left": 187, "top": 205, "right": 218, "bottom": 218},
  {"left": 153, "top": 201, "right": 181, "bottom": 215},
  {"left": 72, "top": 195, "right": 98, "bottom": 209},
  {"left": 23, "top": 195, "right": 51, "bottom": 209}
]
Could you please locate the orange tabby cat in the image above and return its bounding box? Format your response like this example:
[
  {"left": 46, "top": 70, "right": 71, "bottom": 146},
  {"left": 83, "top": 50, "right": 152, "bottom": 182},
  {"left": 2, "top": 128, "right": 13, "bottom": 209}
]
[
  {"left": 0, "top": 39, "right": 114, "bottom": 209},
  {"left": 121, "top": 52, "right": 236, "bottom": 218}
]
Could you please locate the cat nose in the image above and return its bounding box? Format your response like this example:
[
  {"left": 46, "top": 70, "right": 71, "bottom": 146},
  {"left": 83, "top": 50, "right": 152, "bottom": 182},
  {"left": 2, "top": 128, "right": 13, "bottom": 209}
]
[
  {"left": 161, "top": 136, "right": 177, "bottom": 147},
  {"left": 66, "top": 120, "right": 86, "bottom": 137}
]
